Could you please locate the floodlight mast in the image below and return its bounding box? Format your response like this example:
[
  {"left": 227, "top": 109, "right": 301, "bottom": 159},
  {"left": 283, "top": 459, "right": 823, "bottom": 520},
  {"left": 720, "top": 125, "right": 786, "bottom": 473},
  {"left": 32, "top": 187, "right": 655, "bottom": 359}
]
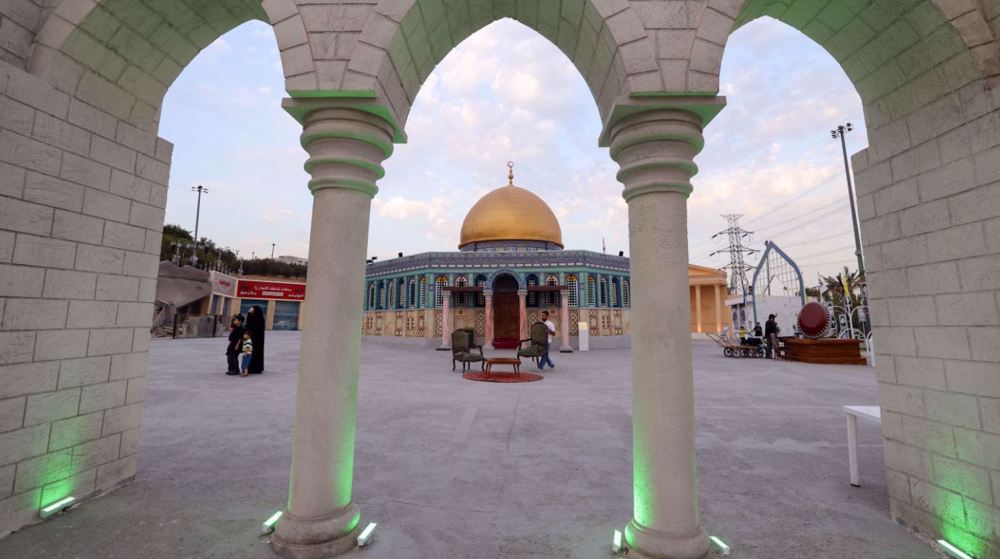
[
  {"left": 831, "top": 123, "right": 865, "bottom": 279},
  {"left": 832, "top": 123, "right": 870, "bottom": 336},
  {"left": 191, "top": 185, "right": 208, "bottom": 265}
]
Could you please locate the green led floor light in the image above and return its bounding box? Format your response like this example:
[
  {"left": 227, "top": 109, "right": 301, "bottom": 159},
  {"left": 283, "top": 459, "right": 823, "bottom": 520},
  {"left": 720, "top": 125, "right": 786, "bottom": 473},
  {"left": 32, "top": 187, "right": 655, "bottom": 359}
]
[
  {"left": 39, "top": 496, "right": 75, "bottom": 519},
  {"left": 357, "top": 522, "right": 377, "bottom": 547},
  {"left": 709, "top": 535, "right": 731, "bottom": 556},
  {"left": 611, "top": 529, "right": 623, "bottom": 554},
  {"left": 938, "top": 539, "right": 974, "bottom": 559},
  {"left": 261, "top": 511, "right": 283, "bottom": 535}
]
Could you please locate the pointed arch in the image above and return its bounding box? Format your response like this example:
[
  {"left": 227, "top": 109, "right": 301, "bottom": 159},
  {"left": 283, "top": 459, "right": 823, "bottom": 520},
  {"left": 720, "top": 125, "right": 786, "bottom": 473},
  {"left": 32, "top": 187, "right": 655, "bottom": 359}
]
[
  {"left": 348, "top": 0, "right": 659, "bottom": 125},
  {"left": 27, "top": 0, "right": 316, "bottom": 131}
]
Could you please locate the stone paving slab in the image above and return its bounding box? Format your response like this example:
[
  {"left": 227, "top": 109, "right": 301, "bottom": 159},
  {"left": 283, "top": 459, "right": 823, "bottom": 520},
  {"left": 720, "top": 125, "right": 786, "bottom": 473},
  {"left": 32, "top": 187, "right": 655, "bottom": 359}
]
[{"left": 0, "top": 332, "right": 939, "bottom": 558}]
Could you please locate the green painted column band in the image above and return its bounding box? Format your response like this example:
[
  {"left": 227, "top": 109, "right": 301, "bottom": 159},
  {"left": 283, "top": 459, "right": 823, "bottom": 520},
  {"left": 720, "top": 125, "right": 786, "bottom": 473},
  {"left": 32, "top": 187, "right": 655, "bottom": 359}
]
[
  {"left": 621, "top": 182, "right": 694, "bottom": 201},
  {"left": 304, "top": 157, "right": 386, "bottom": 178},
  {"left": 609, "top": 132, "right": 704, "bottom": 158},
  {"left": 307, "top": 178, "right": 379, "bottom": 198},
  {"left": 300, "top": 131, "right": 394, "bottom": 158},
  {"left": 616, "top": 159, "right": 699, "bottom": 181}
]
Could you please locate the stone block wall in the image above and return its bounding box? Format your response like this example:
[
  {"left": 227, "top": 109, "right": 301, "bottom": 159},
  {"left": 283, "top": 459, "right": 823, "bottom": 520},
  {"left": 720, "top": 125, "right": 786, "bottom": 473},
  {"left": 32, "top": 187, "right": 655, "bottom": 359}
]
[
  {"left": 852, "top": 35, "right": 1000, "bottom": 559},
  {"left": 0, "top": 0, "right": 42, "bottom": 68},
  {"left": 0, "top": 58, "right": 167, "bottom": 537}
]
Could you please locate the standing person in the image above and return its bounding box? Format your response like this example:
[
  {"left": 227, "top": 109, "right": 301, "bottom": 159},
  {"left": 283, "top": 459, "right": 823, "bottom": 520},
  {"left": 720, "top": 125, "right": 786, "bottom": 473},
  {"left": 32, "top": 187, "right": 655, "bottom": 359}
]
[
  {"left": 226, "top": 314, "right": 245, "bottom": 375},
  {"left": 245, "top": 305, "right": 266, "bottom": 374},
  {"left": 538, "top": 310, "right": 556, "bottom": 371},
  {"left": 240, "top": 332, "right": 253, "bottom": 377},
  {"left": 765, "top": 313, "right": 780, "bottom": 359}
]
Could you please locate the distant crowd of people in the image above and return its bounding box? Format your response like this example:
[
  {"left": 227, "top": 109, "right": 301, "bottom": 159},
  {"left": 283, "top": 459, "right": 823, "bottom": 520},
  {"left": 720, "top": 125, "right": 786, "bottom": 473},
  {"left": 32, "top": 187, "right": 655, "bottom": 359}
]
[{"left": 226, "top": 305, "right": 266, "bottom": 376}]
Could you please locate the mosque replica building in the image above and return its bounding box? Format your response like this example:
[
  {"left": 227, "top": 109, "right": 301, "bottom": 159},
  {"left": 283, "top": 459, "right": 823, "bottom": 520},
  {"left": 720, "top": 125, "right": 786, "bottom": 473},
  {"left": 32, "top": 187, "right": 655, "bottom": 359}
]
[{"left": 362, "top": 165, "right": 729, "bottom": 349}]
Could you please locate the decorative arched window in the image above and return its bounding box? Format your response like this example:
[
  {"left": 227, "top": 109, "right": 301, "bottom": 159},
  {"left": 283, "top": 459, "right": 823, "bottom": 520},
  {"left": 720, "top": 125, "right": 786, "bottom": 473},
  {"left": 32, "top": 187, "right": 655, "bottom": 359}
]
[
  {"left": 378, "top": 281, "right": 386, "bottom": 309},
  {"left": 526, "top": 274, "right": 539, "bottom": 307},
  {"left": 546, "top": 274, "right": 559, "bottom": 307},
  {"left": 435, "top": 275, "right": 447, "bottom": 307},
  {"left": 368, "top": 283, "right": 376, "bottom": 310},
  {"left": 611, "top": 277, "right": 620, "bottom": 307},
  {"left": 419, "top": 276, "right": 427, "bottom": 308},
  {"left": 474, "top": 274, "right": 487, "bottom": 307},
  {"left": 455, "top": 275, "right": 468, "bottom": 307},
  {"left": 623, "top": 278, "right": 631, "bottom": 307},
  {"left": 599, "top": 276, "right": 608, "bottom": 307},
  {"left": 566, "top": 275, "right": 578, "bottom": 306},
  {"left": 587, "top": 275, "right": 596, "bottom": 306},
  {"left": 408, "top": 278, "right": 416, "bottom": 308},
  {"left": 388, "top": 279, "right": 396, "bottom": 309}
]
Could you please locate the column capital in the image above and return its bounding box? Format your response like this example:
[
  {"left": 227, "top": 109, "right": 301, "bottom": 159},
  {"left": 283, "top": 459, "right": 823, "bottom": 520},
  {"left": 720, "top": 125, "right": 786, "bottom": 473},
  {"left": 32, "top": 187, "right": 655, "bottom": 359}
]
[
  {"left": 602, "top": 95, "right": 726, "bottom": 202},
  {"left": 283, "top": 93, "right": 405, "bottom": 198},
  {"left": 599, "top": 94, "right": 726, "bottom": 147}
]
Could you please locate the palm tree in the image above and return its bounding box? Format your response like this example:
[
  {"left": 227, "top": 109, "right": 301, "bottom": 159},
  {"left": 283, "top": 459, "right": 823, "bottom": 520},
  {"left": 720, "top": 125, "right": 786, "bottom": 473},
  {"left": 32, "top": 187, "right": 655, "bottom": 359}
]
[{"left": 820, "top": 267, "right": 867, "bottom": 334}]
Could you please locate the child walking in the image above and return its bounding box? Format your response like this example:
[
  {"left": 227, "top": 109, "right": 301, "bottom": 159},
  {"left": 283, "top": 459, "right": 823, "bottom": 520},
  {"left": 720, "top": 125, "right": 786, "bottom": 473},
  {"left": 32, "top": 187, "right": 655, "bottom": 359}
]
[{"left": 240, "top": 332, "right": 253, "bottom": 377}]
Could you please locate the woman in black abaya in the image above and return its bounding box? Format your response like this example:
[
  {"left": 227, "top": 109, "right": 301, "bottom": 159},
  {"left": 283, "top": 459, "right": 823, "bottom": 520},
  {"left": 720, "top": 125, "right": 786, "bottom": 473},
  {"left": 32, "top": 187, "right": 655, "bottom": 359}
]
[{"left": 245, "top": 305, "right": 266, "bottom": 374}]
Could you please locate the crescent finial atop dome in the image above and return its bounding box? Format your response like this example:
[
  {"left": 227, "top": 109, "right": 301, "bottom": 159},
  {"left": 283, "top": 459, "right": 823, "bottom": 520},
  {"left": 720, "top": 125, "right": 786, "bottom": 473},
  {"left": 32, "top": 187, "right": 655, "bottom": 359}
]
[{"left": 507, "top": 161, "right": 514, "bottom": 186}]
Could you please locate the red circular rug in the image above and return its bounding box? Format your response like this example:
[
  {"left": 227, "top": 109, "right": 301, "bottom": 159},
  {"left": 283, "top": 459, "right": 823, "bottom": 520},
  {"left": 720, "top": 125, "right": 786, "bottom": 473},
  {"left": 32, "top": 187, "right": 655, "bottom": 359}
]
[{"left": 462, "top": 372, "right": 544, "bottom": 383}]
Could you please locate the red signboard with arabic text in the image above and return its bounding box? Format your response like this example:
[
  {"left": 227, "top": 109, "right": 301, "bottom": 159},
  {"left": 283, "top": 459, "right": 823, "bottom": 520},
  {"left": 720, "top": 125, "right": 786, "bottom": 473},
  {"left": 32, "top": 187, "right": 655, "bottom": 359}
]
[{"left": 237, "top": 279, "right": 306, "bottom": 301}]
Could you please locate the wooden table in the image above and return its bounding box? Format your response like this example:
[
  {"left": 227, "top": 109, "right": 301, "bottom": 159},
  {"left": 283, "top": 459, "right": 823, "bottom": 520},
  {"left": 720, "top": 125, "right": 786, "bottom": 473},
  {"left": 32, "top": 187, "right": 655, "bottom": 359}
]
[{"left": 485, "top": 357, "right": 521, "bottom": 375}]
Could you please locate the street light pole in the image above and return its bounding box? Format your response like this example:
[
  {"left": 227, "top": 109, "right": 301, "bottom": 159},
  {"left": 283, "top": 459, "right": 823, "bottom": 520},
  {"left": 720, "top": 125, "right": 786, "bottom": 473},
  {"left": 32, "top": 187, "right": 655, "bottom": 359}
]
[
  {"left": 831, "top": 124, "right": 864, "bottom": 278},
  {"left": 832, "top": 123, "right": 870, "bottom": 337},
  {"left": 191, "top": 185, "right": 208, "bottom": 265},
  {"left": 271, "top": 243, "right": 276, "bottom": 259}
]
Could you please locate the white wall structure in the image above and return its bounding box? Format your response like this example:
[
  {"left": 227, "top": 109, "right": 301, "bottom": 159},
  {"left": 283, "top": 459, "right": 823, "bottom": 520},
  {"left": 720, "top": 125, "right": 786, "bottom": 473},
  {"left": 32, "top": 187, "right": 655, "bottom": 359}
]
[{"left": 0, "top": 1, "right": 998, "bottom": 558}]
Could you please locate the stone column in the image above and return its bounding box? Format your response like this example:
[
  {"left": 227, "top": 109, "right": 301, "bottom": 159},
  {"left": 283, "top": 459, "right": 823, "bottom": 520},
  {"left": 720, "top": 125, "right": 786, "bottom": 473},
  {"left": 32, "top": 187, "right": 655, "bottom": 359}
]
[
  {"left": 559, "top": 287, "right": 572, "bottom": 352},
  {"left": 694, "top": 285, "right": 702, "bottom": 333},
  {"left": 483, "top": 290, "right": 494, "bottom": 348},
  {"left": 439, "top": 291, "right": 451, "bottom": 349},
  {"left": 714, "top": 284, "right": 722, "bottom": 333},
  {"left": 272, "top": 99, "right": 397, "bottom": 559},
  {"left": 603, "top": 99, "right": 723, "bottom": 559},
  {"left": 517, "top": 290, "right": 527, "bottom": 340}
]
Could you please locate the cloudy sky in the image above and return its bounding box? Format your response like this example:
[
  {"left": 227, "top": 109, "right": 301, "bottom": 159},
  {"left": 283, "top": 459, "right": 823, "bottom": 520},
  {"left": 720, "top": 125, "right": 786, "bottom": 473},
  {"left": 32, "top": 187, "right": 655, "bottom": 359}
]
[{"left": 160, "top": 16, "right": 867, "bottom": 286}]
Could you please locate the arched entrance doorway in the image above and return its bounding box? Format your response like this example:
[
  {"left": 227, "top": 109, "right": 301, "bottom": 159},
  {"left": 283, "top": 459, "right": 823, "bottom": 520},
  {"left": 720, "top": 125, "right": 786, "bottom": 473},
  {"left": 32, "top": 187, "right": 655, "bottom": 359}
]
[{"left": 490, "top": 274, "right": 520, "bottom": 349}]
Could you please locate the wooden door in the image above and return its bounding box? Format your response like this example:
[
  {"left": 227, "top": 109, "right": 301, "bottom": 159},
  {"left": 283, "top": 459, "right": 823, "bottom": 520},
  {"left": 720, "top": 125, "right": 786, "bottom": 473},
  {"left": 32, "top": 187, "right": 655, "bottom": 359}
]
[{"left": 494, "top": 292, "right": 519, "bottom": 340}]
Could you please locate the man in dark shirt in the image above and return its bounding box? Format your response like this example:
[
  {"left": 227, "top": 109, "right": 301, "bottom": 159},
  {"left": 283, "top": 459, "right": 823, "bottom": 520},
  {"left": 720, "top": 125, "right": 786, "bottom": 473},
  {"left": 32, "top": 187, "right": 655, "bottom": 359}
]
[
  {"left": 226, "top": 315, "right": 245, "bottom": 375},
  {"left": 764, "top": 314, "right": 780, "bottom": 358}
]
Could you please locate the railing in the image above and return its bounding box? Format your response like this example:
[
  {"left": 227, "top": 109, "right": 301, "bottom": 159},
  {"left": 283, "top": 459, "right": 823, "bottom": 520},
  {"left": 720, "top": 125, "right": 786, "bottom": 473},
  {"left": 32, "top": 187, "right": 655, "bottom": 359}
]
[{"left": 160, "top": 314, "right": 227, "bottom": 339}]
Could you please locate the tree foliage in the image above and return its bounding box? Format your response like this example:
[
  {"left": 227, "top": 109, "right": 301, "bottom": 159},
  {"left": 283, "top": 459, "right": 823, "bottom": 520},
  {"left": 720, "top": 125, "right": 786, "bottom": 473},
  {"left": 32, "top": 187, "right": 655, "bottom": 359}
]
[{"left": 159, "top": 224, "right": 306, "bottom": 278}]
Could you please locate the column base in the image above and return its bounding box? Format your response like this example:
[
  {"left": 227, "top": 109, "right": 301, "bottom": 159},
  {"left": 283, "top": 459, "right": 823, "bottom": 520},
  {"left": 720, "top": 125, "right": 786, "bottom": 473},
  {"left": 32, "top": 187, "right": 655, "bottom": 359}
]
[
  {"left": 559, "top": 348, "right": 573, "bottom": 353},
  {"left": 436, "top": 346, "right": 451, "bottom": 351},
  {"left": 624, "top": 518, "right": 710, "bottom": 559},
  {"left": 271, "top": 504, "right": 362, "bottom": 559}
]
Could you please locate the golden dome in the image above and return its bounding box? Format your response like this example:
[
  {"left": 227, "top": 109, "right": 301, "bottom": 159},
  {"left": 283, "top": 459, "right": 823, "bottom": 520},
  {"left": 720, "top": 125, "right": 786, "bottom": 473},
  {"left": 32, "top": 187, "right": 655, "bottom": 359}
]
[{"left": 459, "top": 165, "right": 563, "bottom": 249}]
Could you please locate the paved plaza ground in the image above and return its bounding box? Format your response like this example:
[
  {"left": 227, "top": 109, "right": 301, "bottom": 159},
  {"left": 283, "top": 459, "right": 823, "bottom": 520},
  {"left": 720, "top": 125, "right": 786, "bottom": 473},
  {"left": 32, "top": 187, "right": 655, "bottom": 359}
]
[{"left": 2, "top": 332, "right": 940, "bottom": 558}]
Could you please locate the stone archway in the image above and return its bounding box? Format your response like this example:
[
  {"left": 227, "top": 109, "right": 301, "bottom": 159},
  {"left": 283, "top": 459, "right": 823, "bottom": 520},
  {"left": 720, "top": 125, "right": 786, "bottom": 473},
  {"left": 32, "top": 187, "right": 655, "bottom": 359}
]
[
  {"left": 698, "top": 2, "right": 1000, "bottom": 556},
  {"left": 0, "top": 0, "right": 998, "bottom": 557},
  {"left": 0, "top": 0, "right": 305, "bottom": 541}
]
